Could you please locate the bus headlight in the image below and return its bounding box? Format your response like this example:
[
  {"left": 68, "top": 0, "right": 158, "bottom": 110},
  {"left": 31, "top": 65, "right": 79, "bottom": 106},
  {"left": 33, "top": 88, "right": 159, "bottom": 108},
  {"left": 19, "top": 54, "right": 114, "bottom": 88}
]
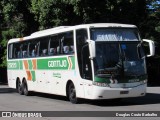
[{"left": 93, "top": 82, "right": 109, "bottom": 87}]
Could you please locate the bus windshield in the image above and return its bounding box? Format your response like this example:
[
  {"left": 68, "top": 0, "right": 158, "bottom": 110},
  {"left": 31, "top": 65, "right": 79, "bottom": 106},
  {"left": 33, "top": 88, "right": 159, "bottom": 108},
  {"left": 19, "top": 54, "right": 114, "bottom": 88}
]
[
  {"left": 94, "top": 42, "right": 146, "bottom": 78},
  {"left": 90, "top": 28, "right": 146, "bottom": 83}
]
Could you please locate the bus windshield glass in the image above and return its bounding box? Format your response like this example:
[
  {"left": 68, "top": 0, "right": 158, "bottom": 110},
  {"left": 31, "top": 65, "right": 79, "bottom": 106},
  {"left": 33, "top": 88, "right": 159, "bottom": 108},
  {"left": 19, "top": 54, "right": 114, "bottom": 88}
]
[
  {"left": 90, "top": 28, "right": 146, "bottom": 82},
  {"left": 94, "top": 42, "right": 145, "bottom": 76}
]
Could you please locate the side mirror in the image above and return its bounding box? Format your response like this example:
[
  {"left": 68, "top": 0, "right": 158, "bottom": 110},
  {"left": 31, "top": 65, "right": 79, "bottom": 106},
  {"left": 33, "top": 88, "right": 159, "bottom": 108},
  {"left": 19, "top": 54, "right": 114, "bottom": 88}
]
[
  {"left": 86, "top": 40, "right": 96, "bottom": 59},
  {"left": 142, "top": 39, "right": 155, "bottom": 57}
]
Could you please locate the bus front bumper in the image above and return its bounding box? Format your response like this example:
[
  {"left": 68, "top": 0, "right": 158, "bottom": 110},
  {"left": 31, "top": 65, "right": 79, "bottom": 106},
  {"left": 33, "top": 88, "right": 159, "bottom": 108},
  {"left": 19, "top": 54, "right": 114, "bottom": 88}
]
[{"left": 88, "top": 83, "right": 147, "bottom": 100}]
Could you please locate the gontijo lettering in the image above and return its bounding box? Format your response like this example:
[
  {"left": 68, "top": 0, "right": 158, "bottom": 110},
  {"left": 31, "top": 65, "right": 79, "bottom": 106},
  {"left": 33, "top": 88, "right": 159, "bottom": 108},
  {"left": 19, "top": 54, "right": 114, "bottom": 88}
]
[{"left": 48, "top": 60, "right": 67, "bottom": 68}]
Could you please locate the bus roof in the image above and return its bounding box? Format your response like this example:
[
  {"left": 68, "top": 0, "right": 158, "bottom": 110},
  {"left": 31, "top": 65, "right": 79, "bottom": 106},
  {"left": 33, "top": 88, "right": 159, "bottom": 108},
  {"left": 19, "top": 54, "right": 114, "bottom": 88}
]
[
  {"left": 76, "top": 23, "right": 136, "bottom": 28},
  {"left": 8, "top": 23, "right": 137, "bottom": 44}
]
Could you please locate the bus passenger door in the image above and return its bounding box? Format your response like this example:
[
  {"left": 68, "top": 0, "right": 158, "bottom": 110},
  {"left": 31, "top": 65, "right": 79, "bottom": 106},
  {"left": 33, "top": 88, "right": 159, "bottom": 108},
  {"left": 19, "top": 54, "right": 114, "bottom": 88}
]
[
  {"left": 81, "top": 45, "right": 93, "bottom": 98},
  {"left": 76, "top": 29, "right": 93, "bottom": 99}
]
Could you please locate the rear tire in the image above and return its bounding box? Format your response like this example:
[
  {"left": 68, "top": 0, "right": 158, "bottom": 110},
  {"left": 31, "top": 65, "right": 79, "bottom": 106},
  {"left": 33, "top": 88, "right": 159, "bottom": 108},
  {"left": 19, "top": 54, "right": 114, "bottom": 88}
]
[
  {"left": 22, "top": 80, "right": 30, "bottom": 96},
  {"left": 17, "top": 80, "right": 23, "bottom": 95},
  {"left": 68, "top": 82, "right": 78, "bottom": 104}
]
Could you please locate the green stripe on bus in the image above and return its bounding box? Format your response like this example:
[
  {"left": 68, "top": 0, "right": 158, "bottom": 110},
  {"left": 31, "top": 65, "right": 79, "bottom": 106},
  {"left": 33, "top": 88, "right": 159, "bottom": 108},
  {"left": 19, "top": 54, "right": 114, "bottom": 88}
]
[
  {"left": 37, "top": 57, "right": 75, "bottom": 70},
  {"left": 8, "top": 56, "right": 75, "bottom": 70},
  {"left": 19, "top": 60, "right": 23, "bottom": 70},
  {"left": 31, "top": 71, "right": 36, "bottom": 82},
  {"left": 70, "top": 57, "right": 75, "bottom": 69},
  {"left": 28, "top": 60, "right": 33, "bottom": 70}
]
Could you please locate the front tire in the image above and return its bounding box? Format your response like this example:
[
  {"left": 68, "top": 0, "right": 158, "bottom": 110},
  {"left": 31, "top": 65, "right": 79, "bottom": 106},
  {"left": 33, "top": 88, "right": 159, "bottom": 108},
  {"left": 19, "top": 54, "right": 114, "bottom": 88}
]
[{"left": 68, "top": 83, "right": 78, "bottom": 104}]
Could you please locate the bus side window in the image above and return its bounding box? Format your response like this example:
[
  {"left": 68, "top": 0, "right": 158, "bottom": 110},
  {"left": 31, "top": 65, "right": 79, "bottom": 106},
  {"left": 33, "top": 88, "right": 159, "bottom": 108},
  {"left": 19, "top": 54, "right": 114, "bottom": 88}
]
[
  {"left": 8, "top": 44, "right": 13, "bottom": 59},
  {"left": 23, "top": 51, "right": 27, "bottom": 58},
  {"left": 57, "top": 46, "right": 60, "bottom": 54},
  {"left": 17, "top": 45, "right": 23, "bottom": 58},
  {"left": 61, "top": 31, "right": 74, "bottom": 54},
  {"left": 70, "top": 45, "right": 74, "bottom": 53},
  {"left": 14, "top": 43, "right": 20, "bottom": 59},
  {"left": 30, "top": 44, "right": 37, "bottom": 57},
  {"left": 63, "top": 46, "right": 69, "bottom": 54},
  {"left": 63, "top": 45, "right": 74, "bottom": 54},
  {"left": 32, "top": 46, "right": 37, "bottom": 57},
  {"left": 21, "top": 42, "right": 29, "bottom": 58},
  {"left": 29, "top": 40, "right": 39, "bottom": 57},
  {"left": 39, "top": 37, "right": 49, "bottom": 57},
  {"left": 49, "top": 48, "right": 55, "bottom": 55},
  {"left": 13, "top": 48, "right": 17, "bottom": 58},
  {"left": 50, "top": 35, "right": 59, "bottom": 55}
]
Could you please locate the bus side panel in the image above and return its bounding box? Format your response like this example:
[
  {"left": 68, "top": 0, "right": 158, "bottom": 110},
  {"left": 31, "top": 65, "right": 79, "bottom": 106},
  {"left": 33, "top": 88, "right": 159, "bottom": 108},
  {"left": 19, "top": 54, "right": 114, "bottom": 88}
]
[{"left": 7, "top": 70, "right": 15, "bottom": 88}]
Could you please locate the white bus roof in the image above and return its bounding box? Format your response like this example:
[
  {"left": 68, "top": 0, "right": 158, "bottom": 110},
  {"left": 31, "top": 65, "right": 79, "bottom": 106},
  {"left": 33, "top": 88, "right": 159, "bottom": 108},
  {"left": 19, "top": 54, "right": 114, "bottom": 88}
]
[{"left": 8, "top": 23, "right": 137, "bottom": 44}]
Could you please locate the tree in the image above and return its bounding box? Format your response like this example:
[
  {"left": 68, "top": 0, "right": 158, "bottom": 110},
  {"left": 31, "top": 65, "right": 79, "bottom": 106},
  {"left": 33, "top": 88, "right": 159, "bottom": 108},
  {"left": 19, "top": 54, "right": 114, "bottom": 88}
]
[
  {"left": 0, "top": 0, "right": 160, "bottom": 67},
  {"left": 142, "top": 0, "right": 160, "bottom": 40},
  {"left": 0, "top": 0, "right": 37, "bottom": 67},
  {"left": 30, "top": 0, "right": 77, "bottom": 29}
]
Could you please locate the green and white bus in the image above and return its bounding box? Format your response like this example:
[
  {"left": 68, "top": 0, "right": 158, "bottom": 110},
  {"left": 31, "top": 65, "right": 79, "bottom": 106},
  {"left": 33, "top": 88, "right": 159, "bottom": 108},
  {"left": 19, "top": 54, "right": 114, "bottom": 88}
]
[{"left": 7, "top": 23, "right": 155, "bottom": 103}]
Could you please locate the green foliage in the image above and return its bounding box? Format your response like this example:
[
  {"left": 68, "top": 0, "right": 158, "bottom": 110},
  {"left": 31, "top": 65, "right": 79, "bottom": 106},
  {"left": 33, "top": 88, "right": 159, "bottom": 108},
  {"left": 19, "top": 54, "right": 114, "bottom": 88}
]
[
  {"left": 0, "top": 47, "right": 7, "bottom": 68},
  {"left": 155, "top": 25, "right": 160, "bottom": 32},
  {"left": 30, "top": 0, "right": 76, "bottom": 29},
  {"left": 143, "top": 0, "right": 160, "bottom": 41},
  {"left": 29, "top": 0, "right": 149, "bottom": 28},
  {"left": 0, "top": 0, "right": 27, "bottom": 67},
  {"left": 0, "top": 0, "right": 160, "bottom": 67}
]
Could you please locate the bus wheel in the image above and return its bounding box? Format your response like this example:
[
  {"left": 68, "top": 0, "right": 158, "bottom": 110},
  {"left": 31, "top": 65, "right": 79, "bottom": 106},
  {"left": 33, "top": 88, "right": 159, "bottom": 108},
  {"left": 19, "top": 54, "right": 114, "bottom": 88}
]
[
  {"left": 17, "top": 80, "right": 23, "bottom": 95},
  {"left": 22, "top": 80, "right": 30, "bottom": 96},
  {"left": 68, "top": 82, "right": 78, "bottom": 104}
]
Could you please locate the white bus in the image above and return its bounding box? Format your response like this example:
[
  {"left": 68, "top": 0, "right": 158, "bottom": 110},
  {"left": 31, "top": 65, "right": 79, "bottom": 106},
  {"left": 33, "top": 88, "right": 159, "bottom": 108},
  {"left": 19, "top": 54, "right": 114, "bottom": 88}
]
[{"left": 7, "top": 23, "right": 155, "bottom": 103}]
